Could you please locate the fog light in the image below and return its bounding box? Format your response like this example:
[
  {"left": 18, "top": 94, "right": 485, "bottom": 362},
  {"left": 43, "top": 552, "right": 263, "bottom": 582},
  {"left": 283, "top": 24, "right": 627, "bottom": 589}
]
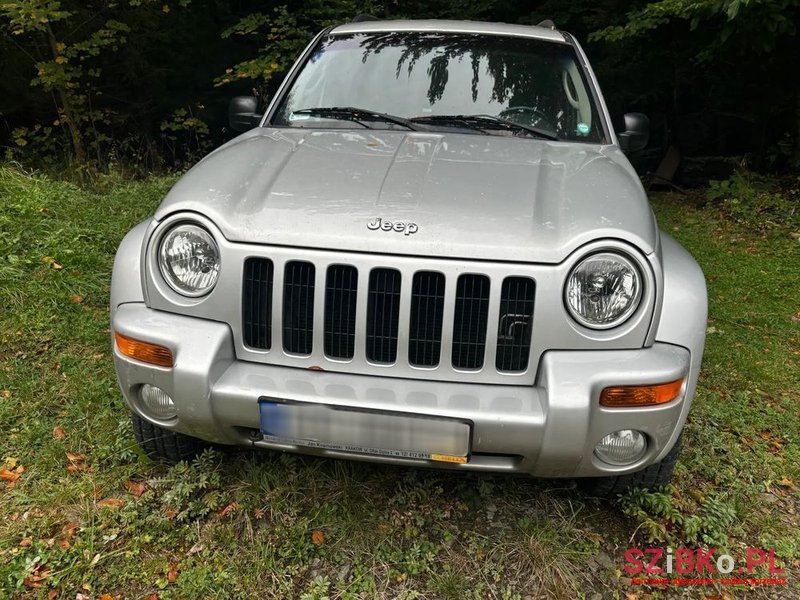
[
  {"left": 594, "top": 429, "right": 647, "bottom": 466},
  {"left": 139, "top": 384, "right": 177, "bottom": 420}
]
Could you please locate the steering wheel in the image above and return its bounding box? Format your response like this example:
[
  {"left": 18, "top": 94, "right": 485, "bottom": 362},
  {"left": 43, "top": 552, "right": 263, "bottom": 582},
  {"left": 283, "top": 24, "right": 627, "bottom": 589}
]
[{"left": 498, "top": 106, "right": 555, "bottom": 132}]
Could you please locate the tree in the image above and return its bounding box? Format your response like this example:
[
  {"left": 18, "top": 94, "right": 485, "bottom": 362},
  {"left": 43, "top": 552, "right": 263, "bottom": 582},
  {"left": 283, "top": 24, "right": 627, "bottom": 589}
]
[
  {"left": 0, "top": 0, "right": 182, "bottom": 170},
  {"left": 590, "top": 0, "right": 800, "bottom": 166}
]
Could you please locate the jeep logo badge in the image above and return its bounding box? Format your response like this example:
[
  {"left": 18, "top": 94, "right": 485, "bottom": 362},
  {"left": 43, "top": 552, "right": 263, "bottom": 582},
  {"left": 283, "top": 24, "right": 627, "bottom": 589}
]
[{"left": 367, "top": 217, "right": 418, "bottom": 236}]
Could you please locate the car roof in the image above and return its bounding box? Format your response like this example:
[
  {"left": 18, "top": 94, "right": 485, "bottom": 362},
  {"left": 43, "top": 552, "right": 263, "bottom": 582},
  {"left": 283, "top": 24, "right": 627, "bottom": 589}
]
[{"left": 329, "top": 19, "right": 567, "bottom": 44}]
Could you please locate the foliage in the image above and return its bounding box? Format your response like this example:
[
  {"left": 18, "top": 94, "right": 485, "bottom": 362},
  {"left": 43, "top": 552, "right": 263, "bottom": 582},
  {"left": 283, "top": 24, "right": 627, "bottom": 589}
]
[
  {"left": 621, "top": 487, "right": 738, "bottom": 546},
  {"left": 591, "top": 0, "right": 800, "bottom": 57},
  {"left": 159, "top": 105, "right": 212, "bottom": 169},
  {"left": 1, "top": 1, "right": 162, "bottom": 172},
  {"left": 1, "top": 0, "right": 799, "bottom": 175},
  {"left": 706, "top": 170, "right": 799, "bottom": 228},
  {"left": 214, "top": 6, "right": 312, "bottom": 96},
  {"left": 0, "top": 0, "right": 213, "bottom": 175}
]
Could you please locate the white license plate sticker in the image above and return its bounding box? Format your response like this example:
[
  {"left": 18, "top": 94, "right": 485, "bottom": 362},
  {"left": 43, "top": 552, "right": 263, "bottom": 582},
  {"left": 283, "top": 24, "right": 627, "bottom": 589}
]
[{"left": 259, "top": 399, "right": 470, "bottom": 463}]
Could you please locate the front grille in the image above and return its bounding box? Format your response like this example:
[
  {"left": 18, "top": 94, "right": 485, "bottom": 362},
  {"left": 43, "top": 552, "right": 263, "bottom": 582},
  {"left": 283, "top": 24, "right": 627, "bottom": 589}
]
[
  {"left": 242, "top": 258, "right": 273, "bottom": 350},
  {"left": 366, "top": 268, "right": 402, "bottom": 364},
  {"left": 408, "top": 271, "right": 445, "bottom": 367},
  {"left": 452, "top": 274, "right": 491, "bottom": 370},
  {"left": 496, "top": 277, "right": 536, "bottom": 372},
  {"left": 282, "top": 261, "right": 315, "bottom": 355},
  {"left": 324, "top": 265, "right": 358, "bottom": 360},
  {"left": 241, "top": 255, "right": 537, "bottom": 382}
]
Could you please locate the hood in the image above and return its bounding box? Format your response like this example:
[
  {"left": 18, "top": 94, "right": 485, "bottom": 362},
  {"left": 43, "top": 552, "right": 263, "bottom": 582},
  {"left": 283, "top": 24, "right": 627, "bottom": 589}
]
[{"left": 155, "top": 128, "right": 657, "bottom": 264}]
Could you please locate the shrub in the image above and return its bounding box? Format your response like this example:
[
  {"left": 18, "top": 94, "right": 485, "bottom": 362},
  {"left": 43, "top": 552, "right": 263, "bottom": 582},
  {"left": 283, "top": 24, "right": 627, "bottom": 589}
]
[{"left": 706, "top": 171, "right": 798, "bottom": 229}]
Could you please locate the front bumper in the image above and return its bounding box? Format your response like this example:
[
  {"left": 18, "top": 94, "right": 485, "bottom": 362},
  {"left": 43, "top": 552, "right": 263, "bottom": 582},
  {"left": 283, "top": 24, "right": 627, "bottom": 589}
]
[{"left": 113, "top": 303, "right": 693, "bottom": 478}]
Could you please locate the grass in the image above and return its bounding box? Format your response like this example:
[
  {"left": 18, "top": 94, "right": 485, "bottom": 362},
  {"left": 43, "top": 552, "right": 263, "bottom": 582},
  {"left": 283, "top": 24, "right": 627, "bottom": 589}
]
[{"left": 0, "top": 164, "right": 798, "bottom": 599}]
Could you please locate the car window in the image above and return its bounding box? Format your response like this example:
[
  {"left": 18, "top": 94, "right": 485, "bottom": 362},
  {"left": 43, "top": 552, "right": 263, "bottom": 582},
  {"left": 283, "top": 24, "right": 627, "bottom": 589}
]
[{"left": 272, "top": 31, "right": 606, "bottom": 143}]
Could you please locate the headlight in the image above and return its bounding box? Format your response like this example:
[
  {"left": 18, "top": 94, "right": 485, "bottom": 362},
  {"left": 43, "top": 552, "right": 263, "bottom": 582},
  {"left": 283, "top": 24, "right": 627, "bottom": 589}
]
[
  {"left": 158, "top": 224, "right": 220, "bottom": 296},
  {"left": 565, "top": 252, "right": 642, "bottom": 329}
]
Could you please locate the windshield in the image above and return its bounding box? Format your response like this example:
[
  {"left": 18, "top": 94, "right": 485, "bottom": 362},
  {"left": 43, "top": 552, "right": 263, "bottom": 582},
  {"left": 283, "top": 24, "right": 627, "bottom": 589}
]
[{"left": 271, "top": 31, "right": 607, "bottom": 143}]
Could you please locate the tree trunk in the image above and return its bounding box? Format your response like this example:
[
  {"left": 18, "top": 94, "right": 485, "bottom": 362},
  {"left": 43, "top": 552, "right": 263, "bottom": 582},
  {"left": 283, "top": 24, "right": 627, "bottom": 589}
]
[{"left": 46, "top": 24, "right": 87, "bottom": 165}]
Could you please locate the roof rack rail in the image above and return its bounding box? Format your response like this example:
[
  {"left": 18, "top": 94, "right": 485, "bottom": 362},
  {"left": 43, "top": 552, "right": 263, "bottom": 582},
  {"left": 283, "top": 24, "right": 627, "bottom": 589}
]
[
  {"left": 537, "top": 19, "right": 557, "bottom": 30},
  {"left": 352, "top": 14, "right": 380, "bottom": 23}
]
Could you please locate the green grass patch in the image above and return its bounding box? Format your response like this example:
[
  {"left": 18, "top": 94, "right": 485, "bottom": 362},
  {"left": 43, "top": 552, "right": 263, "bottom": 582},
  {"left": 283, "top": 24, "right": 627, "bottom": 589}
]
[{"left": 1, "top": 165, "right": 798, "bottom": 598}]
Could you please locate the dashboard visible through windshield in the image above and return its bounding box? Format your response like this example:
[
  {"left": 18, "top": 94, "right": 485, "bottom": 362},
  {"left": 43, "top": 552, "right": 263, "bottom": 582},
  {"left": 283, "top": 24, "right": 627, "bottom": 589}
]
[{"left": 271, "top": 31, "right": 607, "bottom": 143}]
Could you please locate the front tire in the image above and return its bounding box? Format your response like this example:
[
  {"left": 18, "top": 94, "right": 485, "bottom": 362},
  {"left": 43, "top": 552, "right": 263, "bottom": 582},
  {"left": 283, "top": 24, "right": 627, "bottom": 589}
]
[
  {"left": 131, "top": 412, "right": 208, "bottom": 464},
  {"left": 580, "top": 434, "right": 683, "bottom": 498}
]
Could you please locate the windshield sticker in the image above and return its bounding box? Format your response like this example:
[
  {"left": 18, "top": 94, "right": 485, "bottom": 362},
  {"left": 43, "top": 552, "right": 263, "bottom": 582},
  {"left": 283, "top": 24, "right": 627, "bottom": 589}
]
[{"left": 577, "top": 122, "right": 591, "bottom": 136}]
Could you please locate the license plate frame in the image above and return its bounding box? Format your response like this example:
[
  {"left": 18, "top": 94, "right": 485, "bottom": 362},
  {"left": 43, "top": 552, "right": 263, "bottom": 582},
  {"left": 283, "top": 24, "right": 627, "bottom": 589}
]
[{"left": 258, "top": 397, "right": 472, "bottom": 463}]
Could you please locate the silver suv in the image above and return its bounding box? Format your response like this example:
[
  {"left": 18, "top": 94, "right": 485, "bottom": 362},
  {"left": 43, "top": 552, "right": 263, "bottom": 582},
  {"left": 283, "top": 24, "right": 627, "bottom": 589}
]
[{"left": 111, "top": 20, "right": 707, "bottom": 496}]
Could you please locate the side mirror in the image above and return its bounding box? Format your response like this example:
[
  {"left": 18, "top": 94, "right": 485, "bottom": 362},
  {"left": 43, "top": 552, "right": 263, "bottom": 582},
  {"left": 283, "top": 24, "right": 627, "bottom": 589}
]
[
  {"left": 617, "top": 112, "right": 650, "bottom": 153},
  {"left": 228, "top": 96, "right": 262, "bottom": 132}
]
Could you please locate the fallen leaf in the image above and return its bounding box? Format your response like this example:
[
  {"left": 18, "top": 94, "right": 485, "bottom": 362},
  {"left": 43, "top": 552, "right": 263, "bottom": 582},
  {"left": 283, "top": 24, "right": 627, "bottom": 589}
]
[
  {"left": 1, "top": 390, "right": 11, "bottom": 398},
  {"left": 167, "top": 565, "right": 179, "bottom": 583},
  {"left": 164, "top": 508, "right": 178, "bottom": 520},
  {"left": 62, "top": 521, "right": 79, "bottom": 536},
  {"left": 23, "top": 564, "right": 49, "bottom": 588},
  {"left": 188, "top": 542, "right": 204, "bottom": 555},
  {"left": 125, "top": 480, "right": 146, "bottom": 497},
  {"left": 52, "top": 426, "right": 66, "bottom": 440},
  {"left": 69, "top": 294, "right": 84, "bottom": 303},
  {"left": 778, "top": 477, "right": 795, "bottom": 488},
  {"left": 19, "top": 537, "right": 32, "bottom": 547},
  {"left": 66, "top": 452, "right": 88, "bottom": 473},
  {"left": 4, "top": 457, "right": 18, "bottom": 468},
  {"left": 48, "top": 591, "right": 57, "bottom": 600},
  {"left": 217, "top": 502, "right": 238, "bottom": 517},
  {"left": 59, "top": 538, "right": 70, "bottom": 550},
  {"left": 0, "top": 468, "right": 20, "bottom": 482},
  {"left": 89, "top": 553, "right": 101, "bottom": 566},
  {"left": 100, "top": 594, "right": 113, "bottom": 600},
  {"left": 311, "top": 530, "right": 325, "bottom": 546},
  {"left": 96, "top": 498, "right": 124, "bottom": 509}
]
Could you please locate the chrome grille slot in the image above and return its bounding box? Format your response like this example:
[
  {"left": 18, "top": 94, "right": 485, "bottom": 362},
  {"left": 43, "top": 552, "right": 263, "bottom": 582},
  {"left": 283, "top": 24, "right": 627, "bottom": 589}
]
[
  {"left": 324, "top": 264, "right": 358, "bottom": 360},
  {"left": 452, "top": 274, "right": 491, "bottom": 370},
  {"left": 282, "top": 261, "right": 315, "bottom": 355},
  {"left": 366, "top": 268, "right": 401, "bottom": 364},
  {"left": 495, "top": 277, "right": 535, "bottom": 372},
  {"left": 242, "top": 258, "right": 273, "bottom": 350},
  {"left": 408, "top": 271, "right": 445, "bottom": 367}
]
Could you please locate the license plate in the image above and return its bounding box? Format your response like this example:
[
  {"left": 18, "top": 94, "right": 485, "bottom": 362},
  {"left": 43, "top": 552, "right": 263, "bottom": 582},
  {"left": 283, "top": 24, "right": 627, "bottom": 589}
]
[{"left": 258, "top": 398, "right": 471, "bottom": 463}]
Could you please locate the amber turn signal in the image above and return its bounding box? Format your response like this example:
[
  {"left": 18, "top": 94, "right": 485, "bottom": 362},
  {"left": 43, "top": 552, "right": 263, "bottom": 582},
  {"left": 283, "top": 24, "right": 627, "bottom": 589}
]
[
  {"left": 114, "top": 332, "right": 174, "bottom": 367},
  {"left": 600, "top": 378, "right": 684, "bottom": 407}
]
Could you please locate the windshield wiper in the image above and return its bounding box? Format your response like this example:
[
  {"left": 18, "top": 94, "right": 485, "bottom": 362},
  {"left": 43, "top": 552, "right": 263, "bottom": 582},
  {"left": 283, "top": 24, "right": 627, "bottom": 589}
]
[
  {"left": 292, "top": 107, "right": 420, "bottom": 131},
  {"left": 411, "top": 114, "right": 559, "bottom": 141}
]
